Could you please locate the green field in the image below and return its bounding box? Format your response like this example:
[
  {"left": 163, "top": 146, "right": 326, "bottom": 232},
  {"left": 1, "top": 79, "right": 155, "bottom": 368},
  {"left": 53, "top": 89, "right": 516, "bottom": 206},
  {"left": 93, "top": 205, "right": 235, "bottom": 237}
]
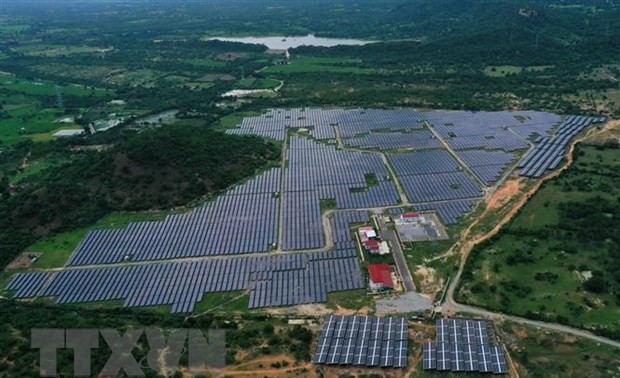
[
  {"left": 0, "top": 73, "right": 109, "bottom": 97},
  {"left": 0, "top": 73, "right": 112, "bottom": 144},
  {"left": 235, "top": 77, "right": 280, "bottom": 89},
  {"left": 457, "top": 144, "right": 620, "bottom": 339},
  {"left": 28, "top": 211, "right": 175, "bottom": 269},
  {"left": 265, "top": 56, "right": 377, "bottom": 74},
  {"left": 193, "top": 291, "right": 251, "bottom": 313},
  {"left": 186, "top": 58, "right": 227, "bottom": 68},
  {"left": 11, "top": 44, "right": 109, "bottom": 57}
]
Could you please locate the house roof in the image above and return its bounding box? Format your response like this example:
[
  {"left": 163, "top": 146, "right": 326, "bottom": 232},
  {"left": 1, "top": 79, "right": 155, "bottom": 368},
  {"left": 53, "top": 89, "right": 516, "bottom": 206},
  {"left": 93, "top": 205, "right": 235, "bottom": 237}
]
[
  {"left": 368, "top": 263, "right": 393, "bottom": 288},
  {"left": 364, "top": 240, "right": 381, "bottom": 251},
  {"left": 402, "top": 212, "right": 420, "bottom": 219}
]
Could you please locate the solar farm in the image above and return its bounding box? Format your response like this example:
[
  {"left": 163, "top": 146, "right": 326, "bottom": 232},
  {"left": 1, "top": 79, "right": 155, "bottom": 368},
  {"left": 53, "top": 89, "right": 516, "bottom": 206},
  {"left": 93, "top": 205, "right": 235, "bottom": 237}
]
[
  {"left": 423, "top": 318, "right": 509, "bottom": 374},
  {"left": 4, "top": 108, "right": 606, "bottom": 314},
  {"left": 314, "top": 315, "right": 409, "bottom": 368}
]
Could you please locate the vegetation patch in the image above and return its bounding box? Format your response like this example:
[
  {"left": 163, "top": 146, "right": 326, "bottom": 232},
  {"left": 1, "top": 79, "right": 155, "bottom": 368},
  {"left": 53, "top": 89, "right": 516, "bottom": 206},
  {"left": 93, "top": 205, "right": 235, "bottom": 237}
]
[{"left": 457, "top": 144, "right": 620, "bottom": 339}]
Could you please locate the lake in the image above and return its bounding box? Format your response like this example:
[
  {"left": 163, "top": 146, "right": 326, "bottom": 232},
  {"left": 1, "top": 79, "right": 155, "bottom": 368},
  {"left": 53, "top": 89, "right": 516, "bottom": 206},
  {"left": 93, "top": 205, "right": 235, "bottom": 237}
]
[{"left": 205, "top": 34, "right": 375, "bottom": 50}]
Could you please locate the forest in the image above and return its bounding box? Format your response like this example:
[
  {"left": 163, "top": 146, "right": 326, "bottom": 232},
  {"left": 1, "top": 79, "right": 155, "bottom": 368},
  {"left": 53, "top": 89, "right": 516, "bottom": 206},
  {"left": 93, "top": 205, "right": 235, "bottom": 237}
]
[
  {"left": 0, "top": 127, "right": 280, "bottom": 267},
  {"left": 0, "top": 301, "right": 312, "bottom": 377}
]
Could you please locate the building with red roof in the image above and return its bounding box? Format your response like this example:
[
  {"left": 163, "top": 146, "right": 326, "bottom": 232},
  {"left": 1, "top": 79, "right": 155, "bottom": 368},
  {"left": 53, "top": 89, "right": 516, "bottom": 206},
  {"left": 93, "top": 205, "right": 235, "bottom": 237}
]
[
  {"left": 368, "top": 263, "right": 394, "bottom": 291},
  {"left": 358, "top": 226, "right": 377, "bottom": 242},
  {"left": 400, "top": 212, "right": 425, "bottom": 223}
]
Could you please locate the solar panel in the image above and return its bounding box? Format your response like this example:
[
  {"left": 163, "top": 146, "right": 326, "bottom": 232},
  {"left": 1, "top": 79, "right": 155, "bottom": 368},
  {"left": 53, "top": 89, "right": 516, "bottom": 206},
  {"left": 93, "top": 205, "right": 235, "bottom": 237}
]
[
  {"left": 314, "top": 316, "right": 408, "bottom": 368},
  {"left": 426, "top": 318, "right": 508, "bottom": 374},
  {"left": 463, "top": 343, "right": 478, "bottom": 371},
  {"left": 491, "top": 345, "right": 509, "bottom": 374},
  {"left": 450, "top": 342, "right": 465, "bottom": 371},
  {"left": 436, "top": 343, "right": 451, "bottom": 371},
  {"left": 477, "top": 344, "right": 494, "bottom": 373},
  {"left": 423, "top": 342, "right": 437, "bottom": 370},
  {"left": 394, "top": 340, "right": 408, "bottom": 368}
]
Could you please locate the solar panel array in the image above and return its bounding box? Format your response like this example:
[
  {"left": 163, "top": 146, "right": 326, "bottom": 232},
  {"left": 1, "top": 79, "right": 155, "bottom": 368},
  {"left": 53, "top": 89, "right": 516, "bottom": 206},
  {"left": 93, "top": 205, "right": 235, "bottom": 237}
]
[
  {"left": 426, "top": 110, "right": 561, "bottom": 152},
  {"left": 456, "top": 150, "right": 516, "bottom": 185},
  {"left": 518, "top": 115, "right": 605, "bottom": 178},
  {"left": 314, "top": 315, "right": 408, "bottom": 368},
  {"left": 388, "top": 150, "right": 463, "bottom": 175},
  {"left": 249, "top": 249, "right": 363, "bottom": 308},
  {"left": 342, "top": 130, "right": 441, "bottom": 150},
  {"left": 423, "top": 319, "right": 508, "bottom": 374},
  {"left": 330, "top": 211, "right": 371, "bottom": 249},
  {"left": 4, "top": 271, "right": 49, "bottom": 298},
  {"left": 386, "top": 150, "right": 483, "bottom": 203},
  {"left": 282, "top": 136, "right": 399, "bottom": 250},
  {"left": 67, "top": 169, "right": 282, "bottom": 265},
  {"left": 336, "top": 109, "right": 426, "bottom": 138},
  {"left": 226, "top": 108, "right": 341, "bottom": 141},
  {"left": 399, "top": 172, "right": 483, "bottom": 203},
  {"left": 7, "top": 249, "right": 364, "bottom": 313}
]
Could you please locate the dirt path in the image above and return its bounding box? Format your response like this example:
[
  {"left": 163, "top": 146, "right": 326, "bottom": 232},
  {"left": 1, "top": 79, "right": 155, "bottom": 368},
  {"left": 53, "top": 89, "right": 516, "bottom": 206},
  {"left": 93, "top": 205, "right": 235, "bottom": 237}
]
[
  {"left": 217, "top": 355, "right": 315, "bottom": 377},
  {"left": 20, "top": 149, "right": 32, "bottom": 170},
  {"left": 486, "top": 178, "right": 524, "bottom": 211}
]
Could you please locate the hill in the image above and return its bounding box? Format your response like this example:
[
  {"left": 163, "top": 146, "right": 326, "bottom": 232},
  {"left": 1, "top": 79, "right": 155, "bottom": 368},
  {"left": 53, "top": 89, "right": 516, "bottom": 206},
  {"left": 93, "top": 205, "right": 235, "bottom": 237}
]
[{"left": 0, "top": 126, "right": 281, "bottom": 267}]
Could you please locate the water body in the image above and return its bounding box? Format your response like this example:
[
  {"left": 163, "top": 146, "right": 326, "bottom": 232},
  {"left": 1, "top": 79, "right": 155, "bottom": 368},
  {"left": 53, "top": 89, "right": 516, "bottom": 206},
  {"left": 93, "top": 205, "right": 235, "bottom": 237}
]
[{"left": 206, "top": 34, "right": 375, "bottom": 49}]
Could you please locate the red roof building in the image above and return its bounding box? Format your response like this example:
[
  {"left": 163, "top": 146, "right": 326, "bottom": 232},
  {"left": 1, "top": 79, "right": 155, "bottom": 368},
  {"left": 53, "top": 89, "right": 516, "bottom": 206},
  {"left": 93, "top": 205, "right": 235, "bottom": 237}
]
[
  {"left": 401, "top": 212, "right": 425, "bottom": 223},
  {"left": 402, "top": 212, "right": 420, "bottom": 219},
  {"left": 368, "top": 263, "right": 394, "bottom": 290},
  {"left": 364, "top": 239, "right": 380, "bottom": 250}
]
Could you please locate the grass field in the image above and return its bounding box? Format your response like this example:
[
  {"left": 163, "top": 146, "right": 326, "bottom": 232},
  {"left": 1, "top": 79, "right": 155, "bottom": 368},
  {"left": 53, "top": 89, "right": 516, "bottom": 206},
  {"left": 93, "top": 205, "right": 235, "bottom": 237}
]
[
  {"left": 265, "top": 56, "right": 376, "bottom": 75},
  {"left": 326, "top": 289, "right": 373, "bottom": 311},
  {"left": 214, "top": 111, "right": 263, "bottom": 131},
  {"left": 457, "top": 144, "right": 620, "bottom": 338},
  {"left": 235, "top": 77, "right": 280, "bottom": 89},
  {"left": 0, "top": 73, "right": 109, "bottom": 97},
  {"left": 11, "top": 44, "right": 110, "bottom": 57},
  {"left": 500, "top": 321, "right": 620, "bottom": 378},
  {"left": 29, "top": 211, "right": 175, "bottom": 269},
  {"left": 193, "top": 291, "right": 250, "bottom": 313},
  {"left": 187, "top": 58, "right": 227, "bottom": 68}
]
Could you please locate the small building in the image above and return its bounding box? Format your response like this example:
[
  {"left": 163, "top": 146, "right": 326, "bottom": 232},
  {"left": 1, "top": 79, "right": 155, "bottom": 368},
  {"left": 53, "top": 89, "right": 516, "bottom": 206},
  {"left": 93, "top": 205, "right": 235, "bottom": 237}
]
[
  {"left": 363, "top": 239, "right": 390, "bottom": 255},
  {"left": 363, "top": 239, "right": 382, "bottom": 254},
  {"left": 53, "top": 129, "right": 84, "bottom": 137},
  {"left": 400, "top": 212, "right": 425, "bottom": 224},
  {"left": 358, "top": 226, "right": 377, "bottom": 242},
  {"left": 368, "top": 263, "right": 394, "bottom": 291}
]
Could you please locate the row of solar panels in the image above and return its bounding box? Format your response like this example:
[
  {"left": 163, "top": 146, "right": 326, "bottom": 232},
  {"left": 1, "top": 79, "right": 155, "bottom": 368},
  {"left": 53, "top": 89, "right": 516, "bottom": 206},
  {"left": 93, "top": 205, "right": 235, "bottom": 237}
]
[
  {"left": 342, "top": 130, "right": 441, "bottom": 150},
  {"left": 67, "top": 168, "right": 283, "bottom": 266},
  {"left": 388, "top": 149, "right": 463, "bottom": 176},
  {"left": 330, "top": 210, "right": 370, "bottom": 245},
  {"left": 399, "top": 172, "right": 483, "bottom": 203},
  {"left": 248, "top": 255, "right": 363, "bottom": 308},
  {"left": 519, "top": 116, "right": 605, "bottom": 178},
  {"left": 6, "top": 249, "right": 363, "bottom": 314},
  {"left": 314, "top": 315, "right": 408, "bottom": 368},
  {"left": 424, "top": 318, "right": 508, "bottom": 374},
  {"left": 423, "top": 342, "right": 508, "bottom": 374}
]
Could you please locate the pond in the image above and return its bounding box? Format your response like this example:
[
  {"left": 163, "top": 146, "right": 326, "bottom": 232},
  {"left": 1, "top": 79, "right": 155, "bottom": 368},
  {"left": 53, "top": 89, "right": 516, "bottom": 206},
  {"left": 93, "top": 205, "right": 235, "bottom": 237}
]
[{"left": 205, "top": 34, "right": 375, "bottom": 49}]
